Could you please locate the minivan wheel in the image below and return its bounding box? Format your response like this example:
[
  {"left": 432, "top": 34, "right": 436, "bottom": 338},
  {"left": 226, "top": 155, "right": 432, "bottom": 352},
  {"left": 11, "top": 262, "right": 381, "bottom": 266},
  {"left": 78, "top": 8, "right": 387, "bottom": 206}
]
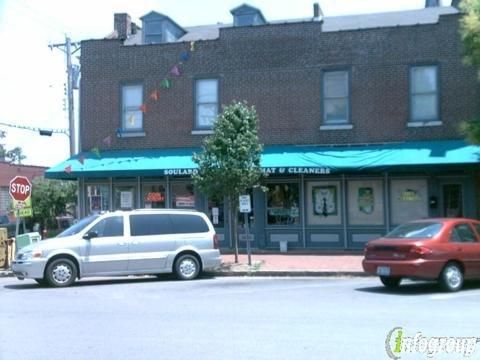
[
  {"left": 439, "top": 263, "right": 463, "bottom": 292},
  {"left": 45, "top": 258, "right": 77, "bottom": 287},
  {"left": 380, "top": 276, "right": 401, "bottom": 289},
  {"left": 174, "top": 254, "right": 200, "bottom": 280}
]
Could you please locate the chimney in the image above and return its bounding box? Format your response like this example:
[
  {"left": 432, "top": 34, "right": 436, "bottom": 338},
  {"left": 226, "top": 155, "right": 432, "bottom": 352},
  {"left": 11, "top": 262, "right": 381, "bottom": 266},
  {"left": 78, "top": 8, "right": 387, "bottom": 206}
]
[
  {"left": 114, "top": 13, "right": 131, "bottom": 40},
  {"left": 313, "top": 3, "right": 323, "bottom": 22},
  {"left": 425, "top": 0, "right": 440, "bottom": 7}
]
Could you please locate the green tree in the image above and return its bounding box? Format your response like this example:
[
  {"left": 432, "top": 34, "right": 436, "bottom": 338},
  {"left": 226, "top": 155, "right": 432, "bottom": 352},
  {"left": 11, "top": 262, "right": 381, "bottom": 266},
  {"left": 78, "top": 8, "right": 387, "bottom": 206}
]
[
  {"left": 31, "top": 178, "right": 77, "bottom": 230},
  {"left": 0, "top": 131, "right": 26, "bottom": 163},
  {"left": 459, "top": 0, "right": 480, "bottom": 143},
  {"left": 192, "top": 101, "right": 264, "bottom": 263}
]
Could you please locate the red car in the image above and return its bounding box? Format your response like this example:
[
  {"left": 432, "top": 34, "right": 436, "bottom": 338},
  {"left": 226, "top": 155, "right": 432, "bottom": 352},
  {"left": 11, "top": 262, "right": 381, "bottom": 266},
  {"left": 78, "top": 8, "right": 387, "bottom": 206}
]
[{"left": 362, "top": 218, "right": 480, "bottom": 292}]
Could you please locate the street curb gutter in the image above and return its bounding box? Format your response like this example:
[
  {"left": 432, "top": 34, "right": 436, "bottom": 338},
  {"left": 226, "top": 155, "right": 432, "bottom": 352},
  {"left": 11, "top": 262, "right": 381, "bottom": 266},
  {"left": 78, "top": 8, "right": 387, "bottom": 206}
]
[
  {"left": 0, "top": 271, "right": 13, "bottom": 278},
  {"left": 207, "top": 271, "right": 371, "bottom": 277}
]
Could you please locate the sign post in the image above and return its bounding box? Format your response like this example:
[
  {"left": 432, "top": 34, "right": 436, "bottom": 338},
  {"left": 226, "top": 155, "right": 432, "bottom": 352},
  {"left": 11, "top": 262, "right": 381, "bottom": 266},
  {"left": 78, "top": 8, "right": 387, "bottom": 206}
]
[
  {"left": 9, "top": 176, "right": 32, "bottom": 253},
  {"left": 239, "top": 195, "right": 252, "bottom": 266}
]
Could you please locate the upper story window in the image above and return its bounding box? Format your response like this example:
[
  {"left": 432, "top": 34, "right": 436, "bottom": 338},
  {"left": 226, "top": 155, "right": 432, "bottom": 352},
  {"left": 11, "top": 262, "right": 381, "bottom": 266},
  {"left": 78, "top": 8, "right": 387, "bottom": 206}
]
[
  {"left": 323, "top": 70, "right": 349, "bottom": 124},
  {"left": 122, "top": 84, "right": 143, "bottom": 132},
  {"left": 230, "top": 4, "right": 267, "bottom": 27},
  {"left": 195, "top": 79, "right": 219, "bottom": 129},
  {"left": 140, "top": 11, "right": 186, "bottom": 45},
  {"left": 410, "top": 65, "right": 438, "bottom": 121},
  {"left": 144, "top": 20, "right": 163, "bottom": 44}
]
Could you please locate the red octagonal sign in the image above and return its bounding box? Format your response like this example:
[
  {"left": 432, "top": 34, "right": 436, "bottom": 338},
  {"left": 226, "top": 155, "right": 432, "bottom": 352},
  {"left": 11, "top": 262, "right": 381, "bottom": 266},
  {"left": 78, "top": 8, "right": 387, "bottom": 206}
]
[{"left": 9, "top": 176, "right": 32, "bottom": 202}]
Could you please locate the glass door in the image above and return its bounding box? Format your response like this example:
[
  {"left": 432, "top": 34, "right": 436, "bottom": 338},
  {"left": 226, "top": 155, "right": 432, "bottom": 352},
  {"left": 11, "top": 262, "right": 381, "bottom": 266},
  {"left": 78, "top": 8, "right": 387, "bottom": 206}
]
[{"left": 442, "top": 184, "right": 464, "bottom": 218}]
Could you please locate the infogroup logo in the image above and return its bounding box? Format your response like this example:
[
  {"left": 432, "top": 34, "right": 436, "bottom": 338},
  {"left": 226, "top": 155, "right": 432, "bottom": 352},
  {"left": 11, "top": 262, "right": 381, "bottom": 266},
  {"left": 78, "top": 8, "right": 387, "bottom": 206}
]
[{"left": 385, "top": 327, "right": 480, "bottom": 359}]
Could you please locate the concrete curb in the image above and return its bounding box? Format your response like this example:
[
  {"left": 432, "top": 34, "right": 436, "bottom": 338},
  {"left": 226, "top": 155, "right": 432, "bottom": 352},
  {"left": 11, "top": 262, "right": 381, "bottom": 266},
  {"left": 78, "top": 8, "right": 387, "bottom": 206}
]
[{"left": 207, "top": 271, "right": 371, "bottom": 277}]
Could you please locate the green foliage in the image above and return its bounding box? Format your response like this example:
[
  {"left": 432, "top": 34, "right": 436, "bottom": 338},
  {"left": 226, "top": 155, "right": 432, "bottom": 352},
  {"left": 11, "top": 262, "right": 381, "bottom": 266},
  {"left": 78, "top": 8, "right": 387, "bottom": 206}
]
[
  {"left": 460, "top": 0, "right": 480, "bottom": 77},
  {"left": 192, "top": 101, "right": 264, "bottom": 258},
  {"left": 459, "top": 1, "right": 480, "bottom": 143},
  {"left": 192, "top": 101, "right": 264, "bottom": 203},
  {"left": 31, "top": 178, "right": 77, "bottom": 229},
  {"left": 460, "top": 118, "right": 480, "bottom": 144},
  {"left": 0, "top": 131, "right": 26, "bottom": 163}
]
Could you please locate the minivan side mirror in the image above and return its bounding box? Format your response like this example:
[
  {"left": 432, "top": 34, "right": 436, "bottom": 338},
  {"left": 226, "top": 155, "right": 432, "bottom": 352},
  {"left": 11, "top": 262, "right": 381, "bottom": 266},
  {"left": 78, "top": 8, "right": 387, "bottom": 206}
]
[{"left": 83, "top": 231, "right": 98, "bottom": 240}]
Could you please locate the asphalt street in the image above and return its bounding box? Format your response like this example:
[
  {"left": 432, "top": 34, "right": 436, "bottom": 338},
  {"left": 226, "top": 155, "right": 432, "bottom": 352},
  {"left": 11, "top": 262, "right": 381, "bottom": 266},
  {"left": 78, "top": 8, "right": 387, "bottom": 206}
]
[{"left": 1, "top": 276, "right": 480, "bottom": 360}]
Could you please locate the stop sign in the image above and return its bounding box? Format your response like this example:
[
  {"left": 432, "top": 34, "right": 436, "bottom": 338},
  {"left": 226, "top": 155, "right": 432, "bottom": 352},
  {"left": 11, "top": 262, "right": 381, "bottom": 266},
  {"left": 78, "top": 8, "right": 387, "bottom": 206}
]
[{"left": 9, "top": 176, "right": 32, "bottom": 202}]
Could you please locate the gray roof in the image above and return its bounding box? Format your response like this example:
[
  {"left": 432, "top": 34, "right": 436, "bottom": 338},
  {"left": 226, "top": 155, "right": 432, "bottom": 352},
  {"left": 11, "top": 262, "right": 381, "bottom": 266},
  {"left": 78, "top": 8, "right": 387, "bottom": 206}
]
[{"left": 121, "top": 6, "right": 459, "bottom": 45}]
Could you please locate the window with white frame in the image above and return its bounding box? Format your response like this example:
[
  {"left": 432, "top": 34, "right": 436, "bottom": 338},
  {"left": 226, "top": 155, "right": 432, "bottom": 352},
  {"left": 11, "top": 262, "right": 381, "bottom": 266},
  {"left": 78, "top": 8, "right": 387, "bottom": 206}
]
[
  {"left": 195, "top": 79, "right": 218, "bottom": 129},
  {"left": 411, "top": 65, "right": 438, "bottom": 121},
  {"left": 122, "top": 84, "right": 143, "bottom": 131},
  {"left": 323, "top": 70, "right": 349, "bottom": 124}
]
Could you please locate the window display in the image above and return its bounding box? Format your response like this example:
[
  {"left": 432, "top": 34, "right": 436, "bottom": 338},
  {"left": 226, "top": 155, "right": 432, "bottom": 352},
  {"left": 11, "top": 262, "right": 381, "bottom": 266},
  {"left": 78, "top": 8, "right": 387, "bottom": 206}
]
[
  {"left": 86, "top": 184, "right": 110, "bottom": 214},
  {"left": 307, "top": 181, "right": 342, "bottom": 225},
  {"left": 348, "top": 180, "right": 384, "bottom": 225},
  {"left": 266, "top": 183, "right": 300, "bottom": 226},
  {"left": 114, "top": 186, "right": 136, "bottom": 210},
  {"left": 142, "top": 184, "right": 166, "bottom": 208},
  {"left": 172, "top": 183, "right": 195, "bottom": 209},
  {"left": 390, "top": 179, "right": 428, "bottom": 224}
]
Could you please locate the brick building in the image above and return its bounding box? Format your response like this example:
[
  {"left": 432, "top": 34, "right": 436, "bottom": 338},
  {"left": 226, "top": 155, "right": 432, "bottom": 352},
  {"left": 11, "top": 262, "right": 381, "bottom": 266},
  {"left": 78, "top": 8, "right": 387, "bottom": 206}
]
[{"left": 47, "top": 2, "right": 480, "bottom": 250}]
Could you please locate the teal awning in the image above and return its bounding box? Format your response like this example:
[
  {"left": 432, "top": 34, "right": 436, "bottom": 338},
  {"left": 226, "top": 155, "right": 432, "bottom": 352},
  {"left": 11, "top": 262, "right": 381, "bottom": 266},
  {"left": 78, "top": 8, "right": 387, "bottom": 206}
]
[{"left": 45, "top": 140, "right": 480, "bottom": 180}]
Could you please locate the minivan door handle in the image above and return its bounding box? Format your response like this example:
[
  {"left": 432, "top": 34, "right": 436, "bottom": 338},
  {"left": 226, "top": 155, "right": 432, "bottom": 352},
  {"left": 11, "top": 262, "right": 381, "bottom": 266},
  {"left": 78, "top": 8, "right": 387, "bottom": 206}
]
[
  {"left": 131, "top": 240, "right": 139, "bottom": 245},
  {"left": 117, "top": 241, "right": 128, "bottom": 246}
]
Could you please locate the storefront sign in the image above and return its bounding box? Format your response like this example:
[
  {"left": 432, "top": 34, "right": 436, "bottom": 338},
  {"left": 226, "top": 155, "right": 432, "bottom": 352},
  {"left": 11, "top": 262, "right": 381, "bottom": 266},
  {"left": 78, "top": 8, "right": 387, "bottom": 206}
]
[
  {"left": 145, "top": 192, "right": 165, "bottom": 202},
  {"left": 399, "top": 189, "right": 421, "bottom": 202},
  {"left": 175, "top": 196, "right": 195, "bottom": 208},
  {"left": 164, "top": 169, "right": 198, "bottom": 176},
  {"left": 163, "top": 167, "right": 331, "bottom": 176},
  {"left": 262, "top": 167, "right": 331, "bottom": 175}
]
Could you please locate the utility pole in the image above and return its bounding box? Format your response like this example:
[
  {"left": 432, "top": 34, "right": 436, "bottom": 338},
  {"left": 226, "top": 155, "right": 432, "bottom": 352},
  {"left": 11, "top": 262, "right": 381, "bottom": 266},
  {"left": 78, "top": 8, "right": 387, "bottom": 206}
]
[{"left": 49, "top": 36, "right": 80, "bottom": 156}]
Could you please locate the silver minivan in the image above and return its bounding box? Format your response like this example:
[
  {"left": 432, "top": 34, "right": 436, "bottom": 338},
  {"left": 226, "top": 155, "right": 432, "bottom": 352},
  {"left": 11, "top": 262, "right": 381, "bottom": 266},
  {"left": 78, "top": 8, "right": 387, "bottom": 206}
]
[{"left": 12, "top": 209, "right": 221, "bottom": 287}]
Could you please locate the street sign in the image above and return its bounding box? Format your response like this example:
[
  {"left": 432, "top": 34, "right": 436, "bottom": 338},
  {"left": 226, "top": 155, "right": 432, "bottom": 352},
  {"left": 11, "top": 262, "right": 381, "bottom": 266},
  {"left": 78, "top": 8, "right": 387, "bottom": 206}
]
[
  {"left": 239, "top": 195, "right": 251, "bottom": 213},
  {"left": 9, "top": 176, "right": 32, "bottom": 202}
]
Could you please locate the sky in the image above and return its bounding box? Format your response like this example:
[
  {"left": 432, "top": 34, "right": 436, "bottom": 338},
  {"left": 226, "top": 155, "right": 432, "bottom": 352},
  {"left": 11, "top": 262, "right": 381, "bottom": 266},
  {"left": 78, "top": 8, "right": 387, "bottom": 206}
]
[{"left": 0, "top": 0, "right": 452, "bottom": 167}]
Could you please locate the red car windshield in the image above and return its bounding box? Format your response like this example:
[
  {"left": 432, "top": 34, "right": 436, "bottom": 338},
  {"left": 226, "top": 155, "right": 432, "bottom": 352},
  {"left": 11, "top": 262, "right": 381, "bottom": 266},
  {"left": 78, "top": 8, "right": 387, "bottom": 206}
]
[{"left": 385, "top": 222, "right": 443, "bottom": 239}]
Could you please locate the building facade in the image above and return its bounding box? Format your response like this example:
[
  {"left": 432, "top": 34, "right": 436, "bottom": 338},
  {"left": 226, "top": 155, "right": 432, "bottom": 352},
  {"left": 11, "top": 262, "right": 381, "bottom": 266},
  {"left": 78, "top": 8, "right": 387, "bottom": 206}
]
[{"left": 47, "top": 3, "right": 480, "bottom": 251}]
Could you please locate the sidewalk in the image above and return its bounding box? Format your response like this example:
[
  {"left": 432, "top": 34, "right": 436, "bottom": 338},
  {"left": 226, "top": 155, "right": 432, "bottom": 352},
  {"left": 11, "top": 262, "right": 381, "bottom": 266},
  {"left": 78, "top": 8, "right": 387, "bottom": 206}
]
[
  {"left": 215, "top": 253, "right": 367, "bottom": 277},
  {"left": 0, "top": 253, "right": 368, "bottom": 278}
]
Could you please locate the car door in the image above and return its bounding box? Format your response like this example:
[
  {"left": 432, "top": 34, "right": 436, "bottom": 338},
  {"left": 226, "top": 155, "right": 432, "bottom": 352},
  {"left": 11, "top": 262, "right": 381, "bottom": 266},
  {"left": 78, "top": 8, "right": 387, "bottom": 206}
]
[
  {"left": 127, "top": 213, "right": 177, "bottom": 272},
  {"left": 449, "top": 222, "right": 480, "bottom": 278},
  {"left": 80, "top": 214, "right": 129, "bottom": 275}
]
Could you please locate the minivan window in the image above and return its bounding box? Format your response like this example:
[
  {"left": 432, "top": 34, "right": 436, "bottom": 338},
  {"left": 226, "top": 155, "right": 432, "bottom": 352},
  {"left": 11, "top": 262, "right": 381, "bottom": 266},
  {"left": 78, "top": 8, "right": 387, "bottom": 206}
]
[
  {"left": 385, "top": 222, "right": 442, "bottom": 239},
  {"left": 89, "top": 216, "right": 124, "bottom": 237},
  {"left": 130, "top": 214, "right": 173, "bottom": 236},
  {"left": 57, "top": 215, "right": 100, "bottom": 238},
  {"left": 170, "top": 214, "right": 209, "bottom": 233}
]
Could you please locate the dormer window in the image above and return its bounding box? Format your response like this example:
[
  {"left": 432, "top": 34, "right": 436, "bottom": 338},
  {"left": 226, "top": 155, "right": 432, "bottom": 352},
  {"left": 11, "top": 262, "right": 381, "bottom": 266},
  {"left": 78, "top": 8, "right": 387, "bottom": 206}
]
[
  {"left": 141, "top": 11, "right": 185, "bottom": 44},
  {"left": 230, "top": 4, "right": 267, "bottom": 27}
]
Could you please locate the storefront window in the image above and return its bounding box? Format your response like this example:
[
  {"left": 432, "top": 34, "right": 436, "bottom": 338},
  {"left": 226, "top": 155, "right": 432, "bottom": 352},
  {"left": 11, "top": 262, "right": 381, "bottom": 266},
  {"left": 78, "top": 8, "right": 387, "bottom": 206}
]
[
  {"left": 208, "top": 198, "right": 224, "bottom": 228},
  {"left": 266, "top": 183, "right": 300, "bottom": 226},
  {"left": 171, "top": 183, "right": 195, "bottom": 209},
  {"left": 307, "top": 181, "right": 342, "bottom": 225},
  {"left": 142, "top": 184, "right": 166, "bottom": 208},
  {"left": 348, "top": 180, "right": 384, "bottom": 225},
  {"left": 390, "top": 179, "right": 428, "bottom": 224},
  {"left": 113, "top": 185, "right": 136, "bottom": 210},
  {"left": 86, "top": 184, "right": 110, "bottom": 214}
]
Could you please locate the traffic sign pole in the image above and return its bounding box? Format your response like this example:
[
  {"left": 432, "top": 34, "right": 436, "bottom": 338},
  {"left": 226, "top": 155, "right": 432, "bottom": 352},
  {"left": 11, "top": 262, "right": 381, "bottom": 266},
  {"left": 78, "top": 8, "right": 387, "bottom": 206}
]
[{"left": 239, "top": 195, "right": 252, "bottom": 266}]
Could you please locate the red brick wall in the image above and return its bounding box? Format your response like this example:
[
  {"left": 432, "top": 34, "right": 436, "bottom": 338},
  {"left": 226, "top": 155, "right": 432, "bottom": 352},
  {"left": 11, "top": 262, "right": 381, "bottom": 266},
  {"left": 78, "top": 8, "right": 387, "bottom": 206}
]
[{"left": 80, "top": 13, "right": 479, "bottom": 151}]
